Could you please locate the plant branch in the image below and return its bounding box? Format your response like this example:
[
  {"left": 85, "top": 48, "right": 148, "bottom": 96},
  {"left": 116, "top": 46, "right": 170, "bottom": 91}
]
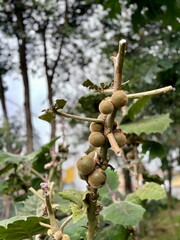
[
  {"left": 39, "top": 222, "right": 51, "bottom": 228},
  {"left": 101, "top": 85, "right": 174, "bottom": 97},
  {"left": 29, "top": 187, "right": 45, "bottom": 202},
  {"left": 106, "top": 132, "right": 122, "bottom": 156},
  {"left": 44, "top": 188, "right": 59, "bottom": 233},
  {"left": 60, "top": 215, "right": 73, "bottom": 231},
  {"left": 127, "top": 85, "right": 174, "bottom": 99},
  {"left": 30, "top": 168, "right": 46, "bottom": 182},
  {"left": 87, "top": 189, "right": 99, "bottom": 240},
  {"left": 111, "top": 39, "right": 126, "bottom": 91},
  {"left": 55, "top": 110, "right": 103, "bottom": 123}
]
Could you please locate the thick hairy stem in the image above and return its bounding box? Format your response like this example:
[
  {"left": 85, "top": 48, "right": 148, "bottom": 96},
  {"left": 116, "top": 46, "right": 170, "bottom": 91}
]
[
  {"left": 45, "top": 193, "right": 59, "bottom": 233},
  {"left": 106, "top": 132, "right": 121, "bottom": 156},
  {"left": 55, "top": 110, "right": 103, "bottom": 123},
  {"left": 87, "top": 189, "right": 98, "bottom": 240}
]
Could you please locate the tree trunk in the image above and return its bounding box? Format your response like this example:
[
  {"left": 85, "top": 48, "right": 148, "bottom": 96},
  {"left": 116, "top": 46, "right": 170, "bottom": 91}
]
[
  {"left": 14, "top": 1, "right": 34, "bottom": 153},
  {"left": 0, "top": 77, "right": 13, "bottom": 152},
  {"left": 123, "top": 168, "right": 133, "bottom": 195}
]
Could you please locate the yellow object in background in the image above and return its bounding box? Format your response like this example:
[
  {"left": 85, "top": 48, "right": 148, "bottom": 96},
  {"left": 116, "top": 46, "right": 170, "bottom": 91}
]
[{"left": 63, "top": 166, "right": 75, "bottom": 183}]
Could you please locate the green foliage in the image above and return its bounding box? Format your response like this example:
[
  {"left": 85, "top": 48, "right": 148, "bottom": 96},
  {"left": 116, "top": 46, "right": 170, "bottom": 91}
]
[
  {"left": 142, "top": 141, "right": 167, "bottom": 159},
  {"left": 95, "top": 224, "right": 129, "bottom": 240},
  {"left": 121, "top": 114, "right": 172, "bottom": 135},
  {"left": 101, "top": 201, "right": 145, "bottom": 227},
  {"left": 0, "top": 216, "right": 48, "bottom": 240}
]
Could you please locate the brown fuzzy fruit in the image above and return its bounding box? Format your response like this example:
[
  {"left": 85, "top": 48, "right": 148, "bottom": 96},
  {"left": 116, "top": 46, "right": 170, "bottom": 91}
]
[
  {"left": 99, "top": 98, "right": 114, "bottom": 114},
  {"left": 111, "top": 90, "right": 128, "bottom": 108},
  {"left": 126, "top": 150, "right": 135, "bottom": 159},
  {"left": 78, "top": 171, "right": 88, "bottom": 181},
  {"left": 88, "top": 132, "right": 106, "bottom": 147},
  {"left": 113, "top": 130, "right": 127, "bottom": 147},
  {"left": 62, "top": 234, "right": 71, "bottom": 240},
  {"left": 77, "top": 156, "right": 95, "bottom": 175},
  {"left": 90, "top": 122, "right": 104, "bottom": 132},
  {"left": 54, "top": 230, "right": 63, "bottom": 240},
  {"left": 97, "top": 113, "right": 106, "bottom": 121},
  {"left": 88, "top": 168, "right": 107, "bottom": 188}
]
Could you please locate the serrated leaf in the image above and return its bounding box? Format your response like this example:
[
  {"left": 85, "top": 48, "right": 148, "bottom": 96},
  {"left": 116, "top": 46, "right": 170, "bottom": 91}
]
[
  {"left": 121, "top": 114, "right": 172, "bottom": 135},
  {"left": 59, "top": 190, "right": 83, "bottom": 208},
  {"left": 101, "top": 201, "right": 145, "bottom": 227},
  {"left": 142, "top": 141, "right": 166, "bottom": 159},
  {"left": 0, "top": 215, "right": 49, "bottom": 240},
  {"left": 55, "top": 99, "right": 67, "bottom": 109},
  {"left": 0, "top": 151, "right": 26, "bottom": 165},
  {"left": 82, "top": 79, "right": 99, "bottom": 90},
  {"left": 18, "top": 190, "right": 44, "bottom": 216},
  {"left": 95, "top": 224, "right": 128, "bottom": 240},
  {"left": 136, "top": 182, "right": 166, "bottom": 201},
  {"left": 39, "top": 109, "right": 55, "bottom": 123}
]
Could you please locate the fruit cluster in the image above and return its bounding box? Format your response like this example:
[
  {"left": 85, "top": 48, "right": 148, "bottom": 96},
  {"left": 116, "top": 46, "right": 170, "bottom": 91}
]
[{"left": 77, "top": 90, "right": 128, "bottom": 188}]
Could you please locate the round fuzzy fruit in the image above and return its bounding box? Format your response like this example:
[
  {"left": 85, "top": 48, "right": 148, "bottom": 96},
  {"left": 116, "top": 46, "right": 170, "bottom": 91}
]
[
  {"left": 77, "top": 156, "right": 95, "bottom": 175},
  {"left": 90, "top": 122, "right": 104, "bottom": 132},
  {"left": 99, "top": 99, "right": 114, "bottom": 114},
  {"left": 88, "top": 168, "right": 107, "bottom": 188},
  {"left": 113, "top": 130, "right": 127, "bottom": 147},
  {"left": 126, "top": 150, "right": 135, "bottom": 159},
  {"left": 78, "top": 171, "right": 88, "bottom": 181},
  {"left": 97, "top": 113, "right": 106, "bottom": 121},
  {"left": 54, "top": 230, "right": 63, "bottom": 240},
  {"left": 88, "top": 151, "right": 98, "bottom": 159},
  {"left": 62, "top": 234, "right": 71, "bottom": 240},
  {"left": 88, "top": 132, "right": 106, "bottom": 147},
  {"left": 111, "top": 90, "right": 128, "bottom": 108}
]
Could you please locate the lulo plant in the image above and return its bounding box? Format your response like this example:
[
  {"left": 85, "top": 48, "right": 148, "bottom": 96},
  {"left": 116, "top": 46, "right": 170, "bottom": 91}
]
[
  {"left": 0, "top": 39, "right": 174, "bottom": 240},
  {"left": 37, "top": 39, "right": 174, "bottom": 240}
]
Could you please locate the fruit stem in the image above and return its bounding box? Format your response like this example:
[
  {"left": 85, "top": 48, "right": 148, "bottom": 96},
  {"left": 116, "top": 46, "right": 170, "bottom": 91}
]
[
  {"left": 111, "top": 39, "right": 126, "bottom": 91},
  {"left": 55, "top": 109, "right": 103, "bottom": 123},
  {"left": 29, "top": 187, "right": 45, "bottom": 202}
]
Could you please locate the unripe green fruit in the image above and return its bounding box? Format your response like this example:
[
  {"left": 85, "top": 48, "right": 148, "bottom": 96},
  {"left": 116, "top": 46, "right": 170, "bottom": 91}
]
[
  {"left": 99, "top": 99, "right": 114, "bottom": 114},
  {"left": 88, "top": 168, "right": 107, "bottom": 188},
  {"left": 62, "top": 234, "right": 71, "bottom": 240},
  {"left": 77, "top": 156, "right": 95, "bottom": 175},
  {"left": 54, "top": 230, "right": 63, "bottom": 240},
  {"left": 88, "top": 132, "right": 106, "bottom": 147},
  {"left": 90, "top": 122, "right": 104, "bottom": 132},
  {"left": 111, "top": 90, "right": 128, "bottom": 108},
  {"left": 113, "top": 130, "right": 127, "bottom": 147}
]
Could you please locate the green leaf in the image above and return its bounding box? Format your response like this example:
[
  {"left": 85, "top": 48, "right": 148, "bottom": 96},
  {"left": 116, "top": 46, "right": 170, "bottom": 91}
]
[
  {"left": 142, "top": 172, "right": 164, "bottom": 185},
  {"left": 99, "top": 169, "right": 119, "bottom": 205},
  {"left": 0, "top": 181, "right": 8, "bottom": 194},
  {"left": 70, "top": 203, "right": 87, "bottom": 223},
  {"left": 95, "top": 224, "right": 129, "bottom": 240},
  {"left": 82, "top": 79, "right": 99, "bottom": 90},
  {"left": 0, "top": 215, "right": 49, "bottom": 240},
  {"left": 38, "top": 109, "right": 55, "bottom": 123},
  {"left": 64, "top": 216, "right": 87, "bottom": 240},
  {"left": 125, "top": 193, "right": 142, "bottom": 205},
  {"left": 101, "top": 201, "right": 145, "bottom": 227},
  {"left": 18, "top": 191, "right": 44, "bottom": 216},
  {"left": 122, "top": 80, "right": 131, "bottom": 92},
  {"left": 135, "top": 182, "right": 166, "bottom": 201},
  {"left": 142, "top": 141, "right": 167, "bottom": 159},
  {"left": 121, "top": 114, "right": 172, "bottom": 135},
  {"left": 59, "top": 190, "right": 83, "bottom": 208},
  {"left": 123, "top": 96, "right": 151, "bottom": 122},
  {"left": 55, "top": 99, "right": 67, "bottom": 109},
  {"left": 0, "top": 151, "right": 26, "bottom": 165}
]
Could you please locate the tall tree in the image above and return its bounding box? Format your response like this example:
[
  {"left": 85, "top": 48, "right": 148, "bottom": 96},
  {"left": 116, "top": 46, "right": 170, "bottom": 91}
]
[{"left": 0, "top": 0, "right": 33, "bottom": 152}]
